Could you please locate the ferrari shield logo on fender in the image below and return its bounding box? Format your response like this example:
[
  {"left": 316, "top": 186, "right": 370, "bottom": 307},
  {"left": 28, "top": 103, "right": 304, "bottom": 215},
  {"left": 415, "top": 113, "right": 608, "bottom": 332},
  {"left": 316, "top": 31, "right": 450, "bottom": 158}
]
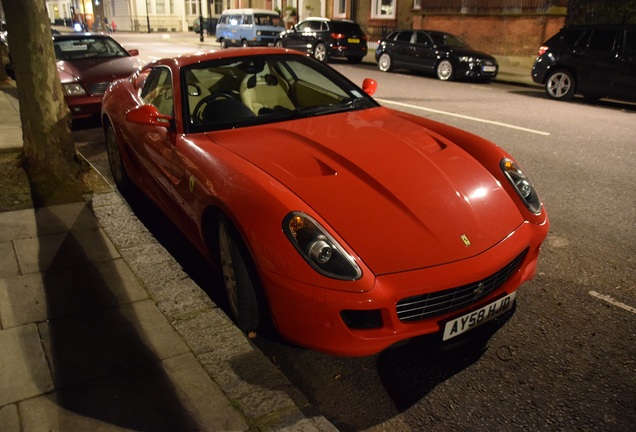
[
  {"left": 460, "top": 234, "right": 471, "bottom": 247},
  {"left": 189, "top": 176, "right": 196, "bottom": 193}
]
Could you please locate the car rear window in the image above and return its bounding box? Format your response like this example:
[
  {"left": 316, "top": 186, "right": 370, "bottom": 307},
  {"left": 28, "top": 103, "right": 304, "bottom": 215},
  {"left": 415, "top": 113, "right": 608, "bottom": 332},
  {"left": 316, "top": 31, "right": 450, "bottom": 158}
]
[{"left": 331, "top": 21, "right": 363, "bottom": 34}]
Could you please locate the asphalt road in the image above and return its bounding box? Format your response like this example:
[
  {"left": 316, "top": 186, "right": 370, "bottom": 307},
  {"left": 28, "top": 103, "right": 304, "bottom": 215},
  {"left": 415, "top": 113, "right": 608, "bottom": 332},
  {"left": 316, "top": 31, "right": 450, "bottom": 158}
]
[{"left": 75, "top": 33, "right": 636, "bottom": 431}]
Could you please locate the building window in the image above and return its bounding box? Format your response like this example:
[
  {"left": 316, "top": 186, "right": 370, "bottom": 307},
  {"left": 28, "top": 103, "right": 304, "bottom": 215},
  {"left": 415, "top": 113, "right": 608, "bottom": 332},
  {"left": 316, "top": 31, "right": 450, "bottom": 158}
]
[
  {"left": 186, "top": 0, "right": 198, "bottom": 15},
  {"left": 335, "top": 0, "right": 347, "bottom": 18},
  {"left": 413, "top": 0, "right": 421, "bottom": 10},
  {"left": 371, "top": 0, "right": 396, "bottom": 19}
]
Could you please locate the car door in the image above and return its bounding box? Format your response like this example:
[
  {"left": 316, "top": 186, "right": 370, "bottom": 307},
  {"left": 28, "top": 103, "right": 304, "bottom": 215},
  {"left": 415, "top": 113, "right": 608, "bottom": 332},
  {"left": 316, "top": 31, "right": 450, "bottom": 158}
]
[
  {"left": 613, "top": 29, "right": 636, "bottom": 99},
  {"left": 391, "top": 30, "right": 414, "bottom": 67},
  {"left": 284, "top": 20, "right": 311, "bottom": 50},
  {"left": 410, "top": 31, "right": 437, "bottom": 72},
  {"left": 131, "top": 66, "right": 176, "bottom": 203},
  {"left": 577, "top": 28, "right": 619, "bottom": 96}
]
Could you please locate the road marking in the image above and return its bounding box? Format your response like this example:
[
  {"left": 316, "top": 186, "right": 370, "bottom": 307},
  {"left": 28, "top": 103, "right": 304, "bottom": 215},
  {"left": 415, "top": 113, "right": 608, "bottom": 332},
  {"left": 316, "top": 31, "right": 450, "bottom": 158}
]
[
  {"left": 589, "top": 291, "right": 636, "bottom": 314},
  {"left": 376, "top": 98, "right": 551, "bottom": 136}
]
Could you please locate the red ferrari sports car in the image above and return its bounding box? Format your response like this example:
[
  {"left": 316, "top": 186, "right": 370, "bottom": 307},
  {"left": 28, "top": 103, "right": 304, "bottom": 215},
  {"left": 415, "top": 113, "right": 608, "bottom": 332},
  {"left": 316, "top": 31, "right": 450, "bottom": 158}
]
[
  {"left": 54, "top": 33, "right": 143, "bottom": 120},
  {"left": 102, "top": 48, "right": 549, "bottom": 356}
]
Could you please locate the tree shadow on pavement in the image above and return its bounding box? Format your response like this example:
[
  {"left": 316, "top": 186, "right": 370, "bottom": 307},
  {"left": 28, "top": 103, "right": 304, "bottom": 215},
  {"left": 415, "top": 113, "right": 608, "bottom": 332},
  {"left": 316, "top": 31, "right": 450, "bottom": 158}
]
[{"left": 28, "top": 182, "right": 198, "bottom": 429}]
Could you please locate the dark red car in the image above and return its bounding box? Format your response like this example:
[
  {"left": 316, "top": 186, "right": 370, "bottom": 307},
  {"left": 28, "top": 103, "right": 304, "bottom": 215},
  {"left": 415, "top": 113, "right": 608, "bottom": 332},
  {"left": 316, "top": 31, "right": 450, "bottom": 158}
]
[{"left": 53, "top": 33, "right": 144, "bottom": 119}]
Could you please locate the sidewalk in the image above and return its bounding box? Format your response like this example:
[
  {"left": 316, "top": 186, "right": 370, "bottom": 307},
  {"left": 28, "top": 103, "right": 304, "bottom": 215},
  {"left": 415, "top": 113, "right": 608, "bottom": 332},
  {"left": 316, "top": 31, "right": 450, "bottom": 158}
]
[{"left": 0, "top": 79, "right": 335, "bottom": 431}]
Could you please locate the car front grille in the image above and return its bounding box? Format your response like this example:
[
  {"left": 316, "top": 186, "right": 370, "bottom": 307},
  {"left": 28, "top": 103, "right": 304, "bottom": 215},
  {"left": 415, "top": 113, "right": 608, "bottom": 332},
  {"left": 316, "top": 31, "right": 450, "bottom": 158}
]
[
  {"left": 87, "top": 82, "right": 111, "bottom": 96},
  {"left": 396, "top": 249, "right": 528, "bottom": 323}
]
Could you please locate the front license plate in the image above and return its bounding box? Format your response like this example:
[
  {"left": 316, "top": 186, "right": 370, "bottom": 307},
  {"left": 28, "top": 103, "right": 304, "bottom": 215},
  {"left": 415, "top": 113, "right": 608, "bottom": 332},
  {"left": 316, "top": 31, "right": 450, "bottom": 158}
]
[
  {"left": 442, "top": 292, "right": 516, "bottom": 341},
  {"left": 348, "top": 38, "right": 360, "bottom": 44},
  {"left": 482, "top": 65, "right": 497, "bottom": 72}
]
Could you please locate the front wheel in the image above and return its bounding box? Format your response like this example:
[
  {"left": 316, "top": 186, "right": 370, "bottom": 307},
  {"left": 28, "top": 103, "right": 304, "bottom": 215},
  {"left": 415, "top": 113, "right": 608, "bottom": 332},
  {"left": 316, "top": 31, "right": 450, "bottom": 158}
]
[
  {"left": 241, "top": 39, "right": 248, "bottom": 48},
  {"left": 274, "top": 40, "right": 284, "bottom": 48},
  {"left": 545, "top": 70, "right": 576, "bottom": 100},
  {"left": 104, "top": 122, "right": 130, "bottom": 191},
  {"left": 219, "top": 38, "right": 228, "bottom": 49},
  {"left": 436, "top": 59, "right": 454, "bottom": 81},
  {"left": 378, "top": 52, "right": 393, "bottom": 72},
  {"left": 218, "top": 217, "right": 261, "bottom": 333},
  {"left": 313, "top": 42, "right": 328, "bottom": 62}
]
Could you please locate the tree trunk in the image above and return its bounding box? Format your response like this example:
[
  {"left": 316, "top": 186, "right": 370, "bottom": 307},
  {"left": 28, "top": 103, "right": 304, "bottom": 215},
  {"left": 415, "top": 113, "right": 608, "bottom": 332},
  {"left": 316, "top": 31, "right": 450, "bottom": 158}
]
[{"left": 3, "top": 0, "right": 79, "bottom": 183}]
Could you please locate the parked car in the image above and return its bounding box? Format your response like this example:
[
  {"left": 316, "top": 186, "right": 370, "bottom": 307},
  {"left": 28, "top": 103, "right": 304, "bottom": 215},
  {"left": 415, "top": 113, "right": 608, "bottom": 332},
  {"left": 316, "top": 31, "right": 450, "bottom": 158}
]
[
  {"left": 274, "top": 17, "right": 367, "bottom": 63},
  {"left": 101, "top": 48, "right": 548, "bottom": 356},
  {"left": 215, "top": 8, "right": 284, "bottom": 48},
  {"left": 376, "top": 29, "right": 499, "bottom": 81},
  {"left": 531, "top": 25, "right": 636, "bottom": 102},
  {"left": 53, "top": 33, "right": 144, "bottom": 119}
]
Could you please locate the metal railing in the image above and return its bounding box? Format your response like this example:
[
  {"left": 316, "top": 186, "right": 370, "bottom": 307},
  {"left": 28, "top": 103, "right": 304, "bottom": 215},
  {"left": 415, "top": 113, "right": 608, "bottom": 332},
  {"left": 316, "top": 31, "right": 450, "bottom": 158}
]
[{"left": 419, "top": 0, "right": 560, "bottom": 14}]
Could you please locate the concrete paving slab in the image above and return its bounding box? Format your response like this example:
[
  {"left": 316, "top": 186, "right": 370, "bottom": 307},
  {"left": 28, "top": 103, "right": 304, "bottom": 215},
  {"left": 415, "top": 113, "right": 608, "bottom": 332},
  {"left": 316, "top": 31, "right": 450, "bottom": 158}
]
[
  {"left": 38, "top": 299, "right": 190, "bottom": 388},
  {"left": 0, "top": 240, "right": 19, "bottom": 278},
  {"left": 13, "top": 227, "right": 120, "bottom": 274},
  {"left": 0, "top": 324, "right": 54, "bottom": 406},
  {"left": 0, "top": 259, "right": 148, "bottom": 328},
  {"left": 0, "top": 202, "right": 102, "bottom": 242},
  {"left": 18, "top": 353, "right": 248, "bottom": 431},
  {"left": 0, "top": 404, "right": 20, "bottom": 432}
]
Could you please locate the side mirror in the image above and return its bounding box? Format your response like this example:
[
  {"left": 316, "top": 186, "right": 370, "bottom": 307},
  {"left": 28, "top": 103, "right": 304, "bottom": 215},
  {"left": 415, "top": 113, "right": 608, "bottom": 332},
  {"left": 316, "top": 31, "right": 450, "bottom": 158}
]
[
  {"left": 128, "top": 48, "right": 139, "bottom": 56},
  {"left": 125, "top": 104, "right": 172, "bottom": 127},
  {"left": 362, "top": 78, "right": 377, "bottom": 96}
]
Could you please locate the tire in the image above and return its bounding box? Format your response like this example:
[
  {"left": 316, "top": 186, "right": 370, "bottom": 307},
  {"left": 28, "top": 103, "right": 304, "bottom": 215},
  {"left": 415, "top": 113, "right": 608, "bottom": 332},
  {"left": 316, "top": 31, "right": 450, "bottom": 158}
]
[
  {"left": 347, "top": 55, "right": 363, "bottom": 64},
  {"left": 241, "top": 39, "right": 248, "bottom": 48},
  {"left": 313, "top": 42, "right": 328, "bottom": 62},
  {"left": 218, "top": 217, "right": 261, "bottom": 333},
  {"left": 220, "top": 38, "right": 228, "bottom": 49},
  {"left": 436, "top": 59, "right": 454, "bottom": 81},
  {"left": 104, "top": 122, "right": 130, "bottom": 191},
  {"left": 378, "top": 52, "right": 393, "bottom": 72},
  {"left": 545, "top": 69, "right": 576, "bottom": 100},
  {"left": 274, "top": 40, "right": 284, "bottom": 48}
]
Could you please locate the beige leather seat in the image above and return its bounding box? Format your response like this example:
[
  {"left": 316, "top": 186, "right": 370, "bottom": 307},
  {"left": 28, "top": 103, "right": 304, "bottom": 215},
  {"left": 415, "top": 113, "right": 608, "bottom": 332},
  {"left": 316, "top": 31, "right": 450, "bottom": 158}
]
[{"left": 240, "top": 72, "right": 295, "bottom": 115}]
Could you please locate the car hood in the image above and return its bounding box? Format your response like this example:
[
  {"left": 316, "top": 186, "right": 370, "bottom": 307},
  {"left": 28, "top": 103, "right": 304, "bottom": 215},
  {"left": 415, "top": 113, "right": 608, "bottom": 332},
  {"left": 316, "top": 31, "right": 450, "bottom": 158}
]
[
  {"left": 205, "top": 107, "right": 523, "bottom": 275},
  {"left": 56, "top": 57, "right": 143, "bottom": 83}
]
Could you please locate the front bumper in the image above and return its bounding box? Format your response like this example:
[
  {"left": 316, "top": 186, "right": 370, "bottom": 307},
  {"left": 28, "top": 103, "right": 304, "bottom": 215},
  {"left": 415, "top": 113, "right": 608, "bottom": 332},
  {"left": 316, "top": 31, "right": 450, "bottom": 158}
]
[
  {"left": 65, "top": 94, "right": 103, "bottom": 119},
  {"left": 262, "top": 219, "right": 548, "bottom": 356}
]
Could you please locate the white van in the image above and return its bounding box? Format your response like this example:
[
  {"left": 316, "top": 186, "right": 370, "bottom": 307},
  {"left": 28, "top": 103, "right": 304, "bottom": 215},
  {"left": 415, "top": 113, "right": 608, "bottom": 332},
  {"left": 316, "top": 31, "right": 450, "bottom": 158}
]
[{"left": 215, "top": 9, "right": 285, "bottom": 48}]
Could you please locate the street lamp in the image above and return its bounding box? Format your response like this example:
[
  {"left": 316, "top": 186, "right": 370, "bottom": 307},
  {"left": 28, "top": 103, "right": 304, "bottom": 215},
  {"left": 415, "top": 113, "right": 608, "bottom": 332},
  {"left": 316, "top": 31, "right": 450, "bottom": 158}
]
[
  {"left": 198, "top": 0, "right": 204, "bottom": 42},
  {"left": 145, "top": 0, "right": 151, "bottom": 33}
]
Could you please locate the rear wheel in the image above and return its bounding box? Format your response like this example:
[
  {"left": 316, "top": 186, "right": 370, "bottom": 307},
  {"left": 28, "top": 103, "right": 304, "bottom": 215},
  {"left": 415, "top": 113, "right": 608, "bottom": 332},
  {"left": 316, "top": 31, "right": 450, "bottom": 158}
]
[
  {"left": 313, "top": 42, "right": 328, "bottom": 62},
  {"left": 274, "top": 40, "right": 284, "bottom": 48},
  {"left": 436, "top": 59, "right": 454, "bottom": 81},
  {"left": 545, "top": 70, "right": 576, "bottom": 100},
  {"left": 220, "top": 38, "right": 228, "bottom": 49},
  {"left": 378, "top": 52, "right": 393, "bottom": 72},
  {"left": 104, "top": 123, "right": 130, "bottom": 191},
  {"left": 218, "top": 217, "right": 261, "bottom": 333}
]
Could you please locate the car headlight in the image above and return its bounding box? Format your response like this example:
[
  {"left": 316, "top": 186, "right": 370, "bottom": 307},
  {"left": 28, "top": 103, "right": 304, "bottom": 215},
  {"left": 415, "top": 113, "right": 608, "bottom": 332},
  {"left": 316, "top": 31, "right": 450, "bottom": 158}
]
[
  {"left": 63, "top": 83, "right": 87, "bottom": 96},
  {"left": 283, "top": 212, "right": 362, "bottom": 280},
  {"left": 458, "top": 56, "right": 475, "bottom": 63},
  {"left": 500, "top": 158, "right": 542, "bottom": 214}
]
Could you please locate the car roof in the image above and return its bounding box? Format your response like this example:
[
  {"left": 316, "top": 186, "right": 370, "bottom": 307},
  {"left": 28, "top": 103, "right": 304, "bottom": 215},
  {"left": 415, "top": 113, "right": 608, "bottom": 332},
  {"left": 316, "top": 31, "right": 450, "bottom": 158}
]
[
  {"left": 150, "top": 47, "right": 306, "bottom": 69},
  {"left": 53, "top": 33, "right": 113, "bottom": 40}
]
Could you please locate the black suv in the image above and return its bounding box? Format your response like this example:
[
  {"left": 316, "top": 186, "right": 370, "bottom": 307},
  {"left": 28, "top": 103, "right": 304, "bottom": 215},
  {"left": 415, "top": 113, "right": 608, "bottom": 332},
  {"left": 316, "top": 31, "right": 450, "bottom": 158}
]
[
  {"left": 275, "top": 18, "right": 367, "bottom": 63},
  {"left": 532, "top": 25, "right": 636, "bottom": 102}
]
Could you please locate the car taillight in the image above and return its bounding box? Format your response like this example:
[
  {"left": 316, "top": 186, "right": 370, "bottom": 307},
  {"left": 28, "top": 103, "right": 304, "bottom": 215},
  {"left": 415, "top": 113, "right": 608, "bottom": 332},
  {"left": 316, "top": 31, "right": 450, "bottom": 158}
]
[
  {"left": 537, "top": 45, "right": 549, "bottom": 56},
  {"left": 331, "top": 32, "right": 346, "bottom": 40}
]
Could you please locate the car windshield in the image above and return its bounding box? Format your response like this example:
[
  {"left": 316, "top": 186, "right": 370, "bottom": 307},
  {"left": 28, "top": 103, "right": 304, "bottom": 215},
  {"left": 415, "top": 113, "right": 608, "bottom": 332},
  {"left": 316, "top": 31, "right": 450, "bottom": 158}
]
[
  {"left": 53, "top": 37, "right": 129, "bottom": 60},
  {"left": 183, "top": 54, "right": 378, "bottom": 133}
]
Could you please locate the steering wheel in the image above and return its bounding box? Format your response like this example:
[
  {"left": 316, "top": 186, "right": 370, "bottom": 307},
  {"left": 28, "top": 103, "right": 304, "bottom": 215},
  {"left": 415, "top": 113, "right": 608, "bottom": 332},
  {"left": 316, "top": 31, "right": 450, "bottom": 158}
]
[{"left": 192, "top": 92, "right": 235, "bottom": 123}]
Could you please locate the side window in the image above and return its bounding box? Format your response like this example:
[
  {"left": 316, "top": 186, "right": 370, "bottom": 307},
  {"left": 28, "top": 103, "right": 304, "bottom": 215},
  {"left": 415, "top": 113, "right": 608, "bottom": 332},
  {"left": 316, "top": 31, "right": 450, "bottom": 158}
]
[
  {"left": 297, "top": 21, "right": 311, "bottom": 31},
  {"left": 415, "top": 32, "right": 431, "bottom": 47},
  {"left": 587, "top": 29, "right": 618, "bottom": 54},
  {"left": 140, "top": 67, "right": 173, "bottom": 116},
  {"left": 396, "top": 31, "right": 413, "bottom": 43},
  {"left": 243, "top": 14, "right": 253, "bottom": 25}
]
